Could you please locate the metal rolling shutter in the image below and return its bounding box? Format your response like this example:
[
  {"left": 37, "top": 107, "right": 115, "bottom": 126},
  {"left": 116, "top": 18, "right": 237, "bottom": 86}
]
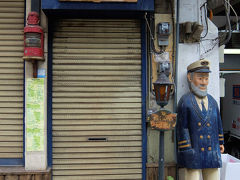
[
  {"left": 0, "top": 0, "right": 24, "bottom": 159},
  {"left": 52, "top": 19, "right": 142, "bottom": 180}
]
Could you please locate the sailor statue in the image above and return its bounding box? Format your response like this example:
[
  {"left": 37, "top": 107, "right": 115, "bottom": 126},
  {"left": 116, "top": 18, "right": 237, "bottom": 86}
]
[{"left": 176, "top": 59, "right": 224, "bottom": 180}]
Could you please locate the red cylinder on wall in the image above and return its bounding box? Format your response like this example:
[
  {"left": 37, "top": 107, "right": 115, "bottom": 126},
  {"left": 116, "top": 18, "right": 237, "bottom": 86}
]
[{"left": 23, "top": 12, "right": 44, "bottom": 60}]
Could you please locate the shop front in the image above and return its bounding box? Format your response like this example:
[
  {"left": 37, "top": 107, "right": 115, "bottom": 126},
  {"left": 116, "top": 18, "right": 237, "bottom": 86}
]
[{"left": 42, "top": 0, "right": 154, "bottom": 179}]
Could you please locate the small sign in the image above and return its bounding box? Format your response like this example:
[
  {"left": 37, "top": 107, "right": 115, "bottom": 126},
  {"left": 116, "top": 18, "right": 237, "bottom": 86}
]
[
  {"left": 37, "top": 68, "right": 46, "bottom": 78},
  {"left": 233, "top": 85, "right": 240, "bottom": 100},
  {"left": 232, "top": 85, "right": 240, "bottom": 105},
  {"left": 232, "top": 118, "right": 240, "bottom": 130},
  {"left": 149, "top": 110, "right": 177, "bottom": 131}
]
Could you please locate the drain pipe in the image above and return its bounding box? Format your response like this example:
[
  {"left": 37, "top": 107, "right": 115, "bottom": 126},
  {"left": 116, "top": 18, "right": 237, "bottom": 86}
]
[
  {"left": 174, "top": 0, "right": 179, "bottom": 113},
  {"left": 31, "top": 0, "right": 41, "bottom": 15},
  {"left": 174, "top": 0, "right": 180, "bottom": 179}
]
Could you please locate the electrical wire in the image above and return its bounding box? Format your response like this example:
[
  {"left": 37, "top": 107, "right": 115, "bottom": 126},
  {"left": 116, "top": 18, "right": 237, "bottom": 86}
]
[
  {"left": 144, "top": 13, "right": 157, "bottom": 97},
  {"left": 224, "top": 0, "right": 239, "bottom": 30},
  {"left": 168, "top": 0, "right": 176, "bottom": 98},
  {"left": 144, "top": 12, "right": 163, "bottom": 54},
  {"left": 200, "top": 38, "right": 219, "bottom": 59},
  {"left": 221, "top": 0, "right": 232, "bottom": 46},
  {"left": 199, "top": 1, "right": 220, "bottom": 58},
  {"left": 144, "top": 12, "right": 154, "bottom": 44},
  {"left": 201, "top": 2, "right": 208, "bottom": 38},
  {"left": 200, "top": 37, "right": 219, "bottom": 41}
]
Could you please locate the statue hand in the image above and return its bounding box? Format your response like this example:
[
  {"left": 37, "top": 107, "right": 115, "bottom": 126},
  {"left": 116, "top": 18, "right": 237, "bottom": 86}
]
[{"left": 220, "top": 145, "right": 224, "bottom": 154}]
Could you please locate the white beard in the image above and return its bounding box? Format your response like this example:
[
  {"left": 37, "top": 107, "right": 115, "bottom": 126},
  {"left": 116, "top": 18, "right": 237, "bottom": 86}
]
[{"left": 190, "top": 82, "right": 207, "bottom": 98}]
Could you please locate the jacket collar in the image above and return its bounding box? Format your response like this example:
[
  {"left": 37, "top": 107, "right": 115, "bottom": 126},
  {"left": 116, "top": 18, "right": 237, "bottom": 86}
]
[{"left": 190, "top": 93, "right": 213, "bottom": 123}]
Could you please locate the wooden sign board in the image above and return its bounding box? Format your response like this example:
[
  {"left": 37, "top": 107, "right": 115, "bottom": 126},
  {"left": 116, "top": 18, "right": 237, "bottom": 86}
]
[
  {"left": 149, "top": 110, "right": 177, "bottom": 131},
  {"left": 59, "top": 0, "right": 137, "bottom": 2}
]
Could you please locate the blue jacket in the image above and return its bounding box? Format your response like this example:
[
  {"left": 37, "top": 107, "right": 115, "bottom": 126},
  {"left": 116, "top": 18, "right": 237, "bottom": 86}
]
[{"left": 176, "top": 92, "right": 224, "bottom": 169}]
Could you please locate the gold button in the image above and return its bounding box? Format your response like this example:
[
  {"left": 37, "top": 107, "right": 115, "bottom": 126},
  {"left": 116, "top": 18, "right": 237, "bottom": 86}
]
[
  {"left": 208, "top": 147, "right": 212, "bottom": 151},
  {"left": 200, "top": 135, "right": 203, "bottom": 139},
  {"left": 207, "top": 135, "right": 211, "bottom": 139},
  {"left": 207, "top": 123, "right": 210, "bottom": 127},
  {"left": 198, "top": 122, "right": 201, "bottom": 126},
  {"left": 201, "top": 147, "right": 205, "bottom": 152}
]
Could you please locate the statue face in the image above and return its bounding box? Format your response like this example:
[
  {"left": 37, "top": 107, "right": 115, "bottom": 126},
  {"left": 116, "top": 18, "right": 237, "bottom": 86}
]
[
  {"left": 187, "top": 72, "right": 209, "bottom": 97},
  {"left": 191, "top": 72, "right": 209, "bottom": 90}
]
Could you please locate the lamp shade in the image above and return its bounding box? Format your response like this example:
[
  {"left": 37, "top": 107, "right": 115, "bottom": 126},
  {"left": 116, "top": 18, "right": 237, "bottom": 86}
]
[{"left": 153, "top": 73, "right": 173, "bottom": 108}]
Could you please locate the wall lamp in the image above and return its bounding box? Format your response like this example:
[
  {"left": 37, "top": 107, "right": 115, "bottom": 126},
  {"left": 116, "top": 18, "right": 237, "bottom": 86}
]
[
  {"left": 153, "top": 59, "right": 173, "bottom": 108},
  {"left": 149, "top": 53, "right": 176, "bottom": 180}
]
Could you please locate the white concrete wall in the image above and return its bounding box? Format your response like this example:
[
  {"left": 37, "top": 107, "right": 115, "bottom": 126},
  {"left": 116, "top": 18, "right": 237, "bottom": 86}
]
[
  {"left": 177, "top": 0, "right": 220, "bottom": 105},
  {"left": 25, "top": 1, "right": 48, "bottom": 170}
]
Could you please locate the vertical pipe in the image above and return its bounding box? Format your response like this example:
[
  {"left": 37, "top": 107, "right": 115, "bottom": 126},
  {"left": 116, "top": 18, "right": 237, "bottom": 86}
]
[
  {"left": 158, "top": 131, "right": 164, "bottom": 180},
  {"left": 31, "top": 0, "right": 40, "bottom": 14},
  {"left": 32, "top": 60, "right": 38, "bottom": 78},
  {"left": 47, "top": 18, "right": 53, "bottom": 168},
  {"left": 175, "top": 0, "right": 180, "bottom": 180},
  {"left": 141, "top": 17, "right": 148, "bottom": 180},
  {"left": 174, "top": 0, "right": 180, "bottom": 113}
]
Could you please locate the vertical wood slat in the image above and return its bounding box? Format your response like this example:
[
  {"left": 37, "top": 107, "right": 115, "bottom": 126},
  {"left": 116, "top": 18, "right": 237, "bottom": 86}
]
[
  {"left": 1, "top": 174, "right": 50, "bottom": 180},
  {"left": 43, "top": 174, "right": 50, "bottom": 180},
  {"left": 59, "top": 0, "right": 137, "bottom": 2},
  {"left": 19, "top": 175, "right": 32, "bottom": 180},
  {"left": 146, "top": 163, "right": 176, "bottom": 180},
  {"left": 0, "top": 168, "right": 51, "bottom": 180},
  {"left": 154, "top": 0, "right": 171, "bottom": 14},
  {"left": 34, "top": 175, "right": 42, "bottom": 180},
  {"left": 5, "top": 176, "right": 18, "bottom": 180}
]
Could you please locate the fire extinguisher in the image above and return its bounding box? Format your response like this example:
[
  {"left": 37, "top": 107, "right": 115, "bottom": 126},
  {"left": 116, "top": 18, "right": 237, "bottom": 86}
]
[{"left": 23, "top": 12, "right": 44, "bottom": 77}]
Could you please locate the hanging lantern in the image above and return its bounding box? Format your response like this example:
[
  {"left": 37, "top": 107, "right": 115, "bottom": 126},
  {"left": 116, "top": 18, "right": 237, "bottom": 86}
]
[{"left": 153, "top": 73, "right": 173, "bottom": 108}]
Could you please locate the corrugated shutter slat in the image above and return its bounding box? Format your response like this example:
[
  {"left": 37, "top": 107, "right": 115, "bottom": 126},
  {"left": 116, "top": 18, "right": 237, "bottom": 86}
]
[
  {"left": 0, "top": 0, "right": 24, "bottom": 159},
  {"left": 52, "top": 19, "right": 142, "bottom": 180}
]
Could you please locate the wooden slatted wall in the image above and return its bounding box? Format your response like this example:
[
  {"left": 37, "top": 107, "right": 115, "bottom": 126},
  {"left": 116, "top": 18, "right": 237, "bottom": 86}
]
[
  {"left": 60, "top": 0, "right": 138, "bottom": 2},
  {"left": 0, "top": 0, "right": 24, "bottom": 159},
  {"left": 52, "top": 19, "right": 142, "bottom": 180}
]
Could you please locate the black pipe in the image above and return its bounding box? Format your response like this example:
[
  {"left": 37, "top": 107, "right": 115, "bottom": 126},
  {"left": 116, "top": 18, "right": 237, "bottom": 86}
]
[
  {"left": 158, "top": 131, "right": 165, "bottom": 180},
  {"left": 175, "top": 0, "right": 180, "bottom": 180},
  {"left": 174, "top": 0, "right": 180, "bottom": 113},
  {"left": 149, "top": 14, "right": 154, "bottom": 94},
  {"left": 31, "top": 0, "right": 41, "bottom": 15}
]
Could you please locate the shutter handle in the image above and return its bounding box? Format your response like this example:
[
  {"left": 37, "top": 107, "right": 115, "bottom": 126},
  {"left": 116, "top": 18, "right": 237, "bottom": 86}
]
[{"left": 88, "top": 137, "right": 108, "bottom": 142}]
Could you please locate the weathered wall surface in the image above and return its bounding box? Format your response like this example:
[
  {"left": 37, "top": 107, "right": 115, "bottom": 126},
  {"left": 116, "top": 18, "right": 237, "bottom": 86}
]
[
  {"left": 176, "top": 0, "right": 220, "bottom": 105},
  {"left": 147, "top": 3, "right": 176, "bottom": 163}
]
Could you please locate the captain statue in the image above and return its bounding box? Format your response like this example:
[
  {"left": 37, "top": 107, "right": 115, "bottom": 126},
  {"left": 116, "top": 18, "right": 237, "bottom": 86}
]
[{"left": 176, "top": 59, "right": 224, "bottom": 180}]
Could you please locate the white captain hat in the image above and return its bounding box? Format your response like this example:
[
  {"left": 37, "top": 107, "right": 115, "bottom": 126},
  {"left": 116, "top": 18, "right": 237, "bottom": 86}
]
[{"left": 187, "top": 59, "right": 211, "bottom": 73}]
